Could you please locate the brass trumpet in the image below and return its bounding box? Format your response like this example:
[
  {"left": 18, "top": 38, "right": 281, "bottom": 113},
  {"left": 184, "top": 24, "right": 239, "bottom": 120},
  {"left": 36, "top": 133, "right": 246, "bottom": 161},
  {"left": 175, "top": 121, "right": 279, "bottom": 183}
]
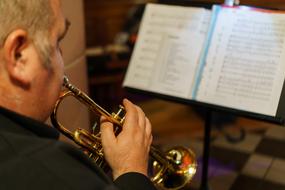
[{"left": 50, "top": 76, "right": 197, "bottom": 190}]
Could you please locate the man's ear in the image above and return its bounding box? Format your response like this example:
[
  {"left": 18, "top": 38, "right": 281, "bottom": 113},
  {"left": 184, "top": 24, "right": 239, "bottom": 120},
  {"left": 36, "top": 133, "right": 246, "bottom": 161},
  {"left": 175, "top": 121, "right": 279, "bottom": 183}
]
[{"left": 3, "top": 29, "right": 32, "bottom": 87}]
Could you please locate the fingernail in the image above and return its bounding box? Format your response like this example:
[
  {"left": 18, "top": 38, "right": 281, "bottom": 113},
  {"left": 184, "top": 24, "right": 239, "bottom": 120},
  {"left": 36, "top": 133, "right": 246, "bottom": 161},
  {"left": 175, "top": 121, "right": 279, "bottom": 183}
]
[{"left": 123, "top": 98, "right": 130, "bottom": 104}]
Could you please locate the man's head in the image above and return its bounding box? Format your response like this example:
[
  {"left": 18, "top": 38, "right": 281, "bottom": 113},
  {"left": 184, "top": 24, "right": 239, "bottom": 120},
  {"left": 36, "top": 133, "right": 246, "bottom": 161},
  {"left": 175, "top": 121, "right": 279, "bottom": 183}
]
[
  {"left": 0, "top": 0, "right": 69, "bottom": 121},
  {"left": 0, "top": 0, "right": 55, "bottom": 66}
]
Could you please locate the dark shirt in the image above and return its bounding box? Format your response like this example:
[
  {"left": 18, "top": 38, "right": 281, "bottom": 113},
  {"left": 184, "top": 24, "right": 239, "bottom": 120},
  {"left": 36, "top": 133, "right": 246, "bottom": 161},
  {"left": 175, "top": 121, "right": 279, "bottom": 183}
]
[{"left": 0, "top": 106, "right": 157, "bottom": 190}]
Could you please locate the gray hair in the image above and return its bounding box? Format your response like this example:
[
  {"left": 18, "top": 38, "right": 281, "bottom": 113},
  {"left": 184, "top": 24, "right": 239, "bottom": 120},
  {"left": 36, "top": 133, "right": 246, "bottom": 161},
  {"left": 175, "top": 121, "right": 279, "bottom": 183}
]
[{"left": 0, "top": 0, "right": 55, "bottom": 67}]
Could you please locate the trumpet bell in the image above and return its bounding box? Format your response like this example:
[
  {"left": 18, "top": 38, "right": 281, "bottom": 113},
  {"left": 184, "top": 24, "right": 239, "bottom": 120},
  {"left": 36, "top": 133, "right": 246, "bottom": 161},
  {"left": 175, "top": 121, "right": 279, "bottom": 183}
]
[{"left": 151, "top": 146, "right": 197, "bottom": 189}]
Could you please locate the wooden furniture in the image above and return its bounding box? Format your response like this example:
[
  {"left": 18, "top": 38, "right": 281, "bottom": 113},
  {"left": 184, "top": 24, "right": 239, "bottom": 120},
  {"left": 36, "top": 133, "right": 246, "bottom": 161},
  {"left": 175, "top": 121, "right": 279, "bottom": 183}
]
[{"left": 84, "top": 0, "right": 155, "bottom": 47}]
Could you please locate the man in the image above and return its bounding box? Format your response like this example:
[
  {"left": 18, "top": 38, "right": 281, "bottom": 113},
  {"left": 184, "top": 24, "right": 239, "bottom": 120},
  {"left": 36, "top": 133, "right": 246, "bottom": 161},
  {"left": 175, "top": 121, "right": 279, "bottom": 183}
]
[{"left": 0, "top": 0, "right": 156, "bottom": 189}]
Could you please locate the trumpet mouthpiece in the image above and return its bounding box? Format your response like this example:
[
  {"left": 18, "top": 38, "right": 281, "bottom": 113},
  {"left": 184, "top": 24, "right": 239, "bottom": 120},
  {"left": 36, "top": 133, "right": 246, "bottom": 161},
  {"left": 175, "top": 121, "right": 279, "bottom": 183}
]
[{"left": 63, "top": 76, "right": 69, "bottom": 86}]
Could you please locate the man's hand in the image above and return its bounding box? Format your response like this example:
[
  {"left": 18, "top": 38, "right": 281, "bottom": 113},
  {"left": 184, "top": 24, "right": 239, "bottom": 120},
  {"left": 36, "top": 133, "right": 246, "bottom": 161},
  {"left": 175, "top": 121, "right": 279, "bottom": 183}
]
[{"left": 100, "top": 99, "right": 153, "bottom": 180}]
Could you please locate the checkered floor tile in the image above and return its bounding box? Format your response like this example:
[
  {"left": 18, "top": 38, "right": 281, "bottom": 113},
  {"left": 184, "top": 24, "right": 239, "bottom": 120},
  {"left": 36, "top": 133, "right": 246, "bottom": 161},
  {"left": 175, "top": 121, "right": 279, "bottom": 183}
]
[{"left": 159, "top": 124, "right": 285, "bottom": 190}]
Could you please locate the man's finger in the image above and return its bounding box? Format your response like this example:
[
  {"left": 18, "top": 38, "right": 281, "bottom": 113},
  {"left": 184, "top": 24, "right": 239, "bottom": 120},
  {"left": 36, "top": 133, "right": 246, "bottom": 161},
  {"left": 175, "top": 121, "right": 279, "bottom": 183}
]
[{"left": 100, "top": 118, "right": 116, "bottom": 147}]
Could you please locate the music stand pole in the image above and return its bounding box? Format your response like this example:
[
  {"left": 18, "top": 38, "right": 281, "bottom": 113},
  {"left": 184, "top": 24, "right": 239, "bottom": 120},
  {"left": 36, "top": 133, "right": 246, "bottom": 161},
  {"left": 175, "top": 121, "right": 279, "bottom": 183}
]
[{"left": 200, "top": 109, "right": 212, "bottom": 190}]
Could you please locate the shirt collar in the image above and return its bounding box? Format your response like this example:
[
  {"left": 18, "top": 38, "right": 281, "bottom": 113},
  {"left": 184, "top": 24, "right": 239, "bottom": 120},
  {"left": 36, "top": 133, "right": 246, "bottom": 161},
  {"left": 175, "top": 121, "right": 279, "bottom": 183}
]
[{"left": 0, "top": 106, "right": 60, "bottom": 139}]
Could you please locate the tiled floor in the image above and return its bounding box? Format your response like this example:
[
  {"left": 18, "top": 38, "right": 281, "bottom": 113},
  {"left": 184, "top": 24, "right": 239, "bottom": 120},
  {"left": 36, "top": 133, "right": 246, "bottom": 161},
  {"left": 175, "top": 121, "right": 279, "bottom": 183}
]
[{"left": 137, "top": 98, "right": 285, "bottom": 190}]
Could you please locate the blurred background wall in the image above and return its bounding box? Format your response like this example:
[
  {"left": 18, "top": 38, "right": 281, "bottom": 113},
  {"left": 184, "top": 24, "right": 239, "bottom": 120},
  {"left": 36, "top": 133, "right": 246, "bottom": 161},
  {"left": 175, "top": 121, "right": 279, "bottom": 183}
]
[{"left": 47, "top": 0, "right": 90, "bottom": 142}]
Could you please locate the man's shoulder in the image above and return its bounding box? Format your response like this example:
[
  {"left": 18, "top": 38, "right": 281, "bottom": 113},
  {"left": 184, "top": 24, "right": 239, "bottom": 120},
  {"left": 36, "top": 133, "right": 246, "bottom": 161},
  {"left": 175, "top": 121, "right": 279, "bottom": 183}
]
[{"left": 0, "top": 131, "right": 113, "bottom": 189}]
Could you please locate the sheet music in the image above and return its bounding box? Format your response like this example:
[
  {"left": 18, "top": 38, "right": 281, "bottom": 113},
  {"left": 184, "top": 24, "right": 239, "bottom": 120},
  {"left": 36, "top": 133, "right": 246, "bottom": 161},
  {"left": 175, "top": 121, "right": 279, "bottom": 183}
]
[
  {"left": 124, "top": 4, "right": 211, "bottom": 98},
  {"left": 197, "top": 7, "right": 285, "bottom": 116}
]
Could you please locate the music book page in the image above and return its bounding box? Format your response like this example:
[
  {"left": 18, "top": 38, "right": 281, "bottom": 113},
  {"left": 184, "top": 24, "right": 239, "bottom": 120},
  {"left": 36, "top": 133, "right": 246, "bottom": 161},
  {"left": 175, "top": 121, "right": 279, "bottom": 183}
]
[
  {"left": 123, "top": 4, "right": 211, "bottom": 98},
  {"left": 196, "top": 6, "right": 285, "bottom": 116}
]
